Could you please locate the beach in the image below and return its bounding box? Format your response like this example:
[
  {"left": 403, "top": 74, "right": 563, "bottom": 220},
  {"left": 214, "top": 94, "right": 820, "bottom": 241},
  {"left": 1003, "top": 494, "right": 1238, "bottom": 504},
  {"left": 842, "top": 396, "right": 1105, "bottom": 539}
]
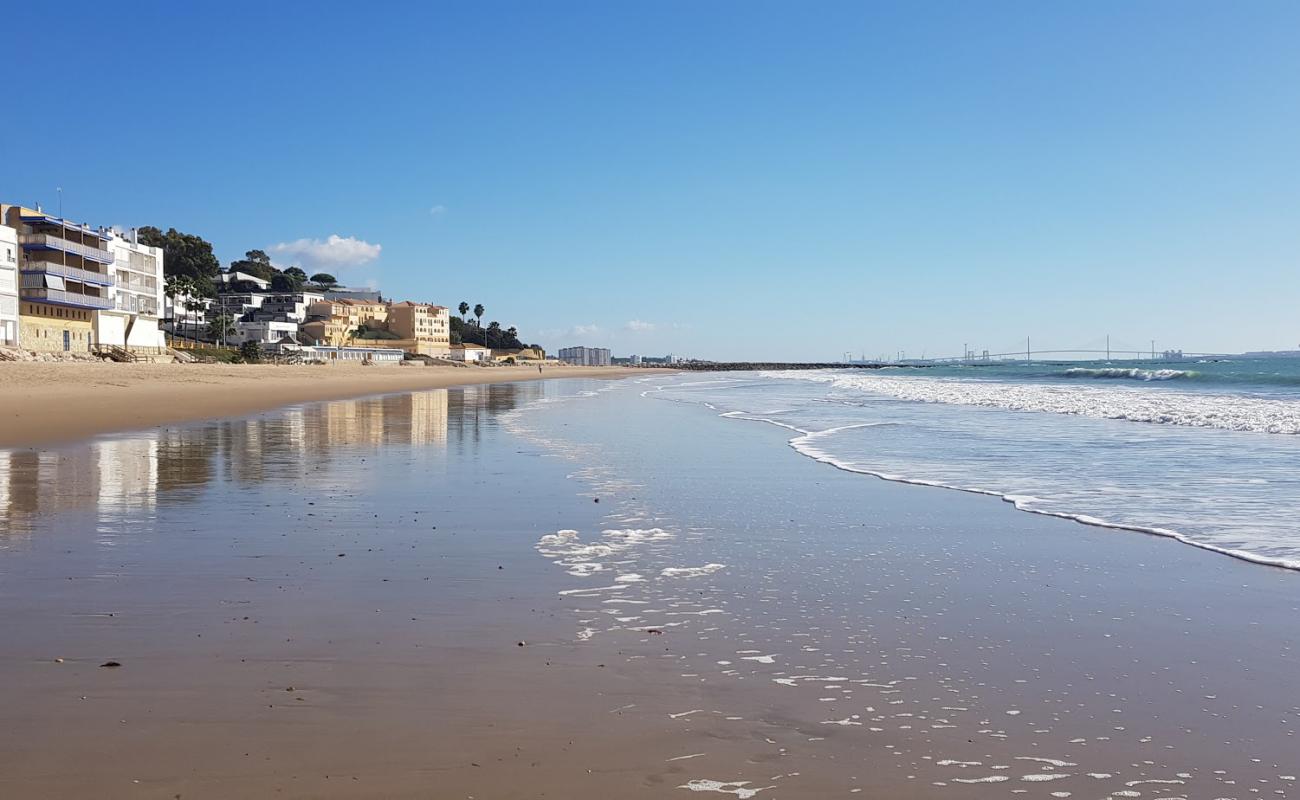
[
  {"left": 0, "top": 362, "right": 660, "bottom": 449},
  {"left": 1, "top": 373, "right": 1298, "bottom": 798}
]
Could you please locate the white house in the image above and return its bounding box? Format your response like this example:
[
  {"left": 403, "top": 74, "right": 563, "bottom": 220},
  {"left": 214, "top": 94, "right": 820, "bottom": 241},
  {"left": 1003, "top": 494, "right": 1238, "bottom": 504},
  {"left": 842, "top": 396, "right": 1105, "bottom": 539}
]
[
  {"left": 450, "top": 343, "right": 489, "bottom": 363},
  {"left": 214, "top": 270, "right": 270, "bottom": 291},
  {"left": 232, "top": 319, "right": 299, "bottom": 346},
  {"left": 0, "top": 223, "right": 18, "bottom": 346}
]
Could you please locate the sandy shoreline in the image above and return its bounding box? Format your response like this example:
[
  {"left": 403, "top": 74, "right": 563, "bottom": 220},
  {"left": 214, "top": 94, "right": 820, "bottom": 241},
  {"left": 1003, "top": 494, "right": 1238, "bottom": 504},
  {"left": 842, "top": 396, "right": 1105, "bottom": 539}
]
[{"left": 0, "top": 362, "right": 668, "bottom": 449}]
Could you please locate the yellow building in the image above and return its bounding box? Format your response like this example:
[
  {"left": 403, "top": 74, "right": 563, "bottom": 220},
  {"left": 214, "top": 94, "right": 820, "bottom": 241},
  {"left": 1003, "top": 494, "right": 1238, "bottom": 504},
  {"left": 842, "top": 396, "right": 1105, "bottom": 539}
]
[{"left": 388, "top": 301, "right": 451, "bottom": 357}]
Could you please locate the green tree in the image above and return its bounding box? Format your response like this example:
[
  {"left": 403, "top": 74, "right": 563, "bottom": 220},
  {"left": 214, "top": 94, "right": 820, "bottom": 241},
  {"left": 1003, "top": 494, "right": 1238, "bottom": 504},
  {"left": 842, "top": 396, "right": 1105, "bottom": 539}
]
[
  {"left": 229, "top": 249, "right": 277, "bottom": 281},
  {"left": 311, "top": 273, "right": 339, "bottom": 289},
  {"left": 207, "top": 313, "right": 236, "bottom": 346},
  {"left": 473, "top": 303, "right": 485, "bottom": 328},
  {"left": 284, "top": 266, "right": 308, "bottom": 283},
  {"left": 139, "top": 226, "right": 221, "bottom": 284},
  {"left": 270, "top": 273, "right": 300, "bottom": 292},
  {"left": 458, "top": 301, "right": 470, "bottom": 320},
  {"left": 238, "top": 340, "right": 263, "bottom": 363}
]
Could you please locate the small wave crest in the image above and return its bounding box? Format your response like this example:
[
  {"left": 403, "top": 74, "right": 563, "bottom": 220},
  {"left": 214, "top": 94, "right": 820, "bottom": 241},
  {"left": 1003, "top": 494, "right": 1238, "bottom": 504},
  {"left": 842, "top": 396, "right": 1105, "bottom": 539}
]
[
  {"left": 1059, "top": 367, "right": 1196, "bottom": 381},
  {"left": 766, "top": 370, "right": 1300, "bottom": 435}
]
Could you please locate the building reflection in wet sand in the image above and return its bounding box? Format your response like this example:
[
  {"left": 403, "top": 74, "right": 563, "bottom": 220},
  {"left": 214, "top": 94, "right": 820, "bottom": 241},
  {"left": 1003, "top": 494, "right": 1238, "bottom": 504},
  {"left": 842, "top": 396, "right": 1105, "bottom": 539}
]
[{"left": 0, "top": 383, "right": 539, "bottom": 540}]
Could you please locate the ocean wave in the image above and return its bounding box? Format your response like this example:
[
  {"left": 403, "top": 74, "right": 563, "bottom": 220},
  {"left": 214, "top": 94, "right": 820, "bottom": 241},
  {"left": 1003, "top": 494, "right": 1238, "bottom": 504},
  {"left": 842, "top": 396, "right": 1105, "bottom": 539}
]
[
  {"left": 767, "top": 371, "right": 1300, "bottom": 435},
  {"left": 1059, "top": 367, "right": 1196, "bottom": 381},
  {"left": 783, "top": 426, "right": 1300, "bottom": 571}
]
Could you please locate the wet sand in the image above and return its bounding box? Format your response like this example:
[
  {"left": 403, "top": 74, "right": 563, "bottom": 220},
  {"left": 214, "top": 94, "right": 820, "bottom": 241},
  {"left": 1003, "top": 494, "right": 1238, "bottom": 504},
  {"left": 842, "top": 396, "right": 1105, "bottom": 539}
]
[
  {"left": 0, "top": 362, "right": 663, "bottom": 449},
  {"left": 1, "top": 376, "right": 1298, "bottom": 798}
]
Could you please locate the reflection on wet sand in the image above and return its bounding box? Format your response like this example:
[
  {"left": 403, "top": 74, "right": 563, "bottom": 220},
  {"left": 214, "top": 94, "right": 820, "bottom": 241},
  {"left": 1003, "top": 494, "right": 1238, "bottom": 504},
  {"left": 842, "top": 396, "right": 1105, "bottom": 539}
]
[{"left": 0, "top": 383, "right": 539, "bottom": 539}]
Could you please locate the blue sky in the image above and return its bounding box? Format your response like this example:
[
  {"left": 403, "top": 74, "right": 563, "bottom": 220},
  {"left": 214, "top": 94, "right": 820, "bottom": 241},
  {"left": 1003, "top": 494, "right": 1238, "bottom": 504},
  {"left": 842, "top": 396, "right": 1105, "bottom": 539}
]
[{"left": 6, "top": 1, "right": 1298, "bottom": 360}]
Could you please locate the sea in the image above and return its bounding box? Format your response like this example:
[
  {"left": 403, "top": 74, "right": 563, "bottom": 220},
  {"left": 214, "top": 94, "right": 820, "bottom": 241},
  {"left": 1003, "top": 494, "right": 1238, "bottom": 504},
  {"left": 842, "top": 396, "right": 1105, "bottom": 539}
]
[{"left": 643, "top": 358, "right": 1300, "bottom": 570}]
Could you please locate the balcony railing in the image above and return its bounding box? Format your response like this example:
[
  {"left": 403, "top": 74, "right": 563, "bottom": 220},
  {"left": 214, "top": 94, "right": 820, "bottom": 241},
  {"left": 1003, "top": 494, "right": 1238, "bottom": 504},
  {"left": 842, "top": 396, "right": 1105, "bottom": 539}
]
[
  {"left": 20, "top": 287, "right": 114, "bottom": 309},
  {"left": 21, "top": 260, "right": 115, "bottom": 286},
  {"left": 17, "top": 233, "right": 115, "bottom": 264}
]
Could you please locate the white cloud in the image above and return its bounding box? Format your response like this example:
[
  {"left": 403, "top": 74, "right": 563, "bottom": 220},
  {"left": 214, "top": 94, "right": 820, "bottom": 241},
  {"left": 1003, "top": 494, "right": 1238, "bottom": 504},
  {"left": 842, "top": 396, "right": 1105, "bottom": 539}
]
[
  {"left": 625, "top": 319, "right": 656, "bottom": 331},
  {"left": 429, "top": 205, "right": 446, "bottom": 217},
  {"left": 269, "top": 235, "right": 382, "bottom": 270},
  {"left": 569, "top": 324, "right": 600, "bottom": 337}
]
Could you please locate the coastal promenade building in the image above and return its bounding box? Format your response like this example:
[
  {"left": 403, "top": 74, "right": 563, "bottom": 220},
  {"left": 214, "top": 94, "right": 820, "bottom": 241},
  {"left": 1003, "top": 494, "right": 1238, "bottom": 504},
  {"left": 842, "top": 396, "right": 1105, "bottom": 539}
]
[
  {"left": 557, "top": 346, "right": 611, "bottom": 366},
  {"left": 0, "top": 223, "right": 18, "bottom": 346},
  {"left": 3, "top": 204, "right": 113, "bottom": 353},
  {"left": 98, "top": 228, "right": 166, "bottom": 353},
  {"left": 2, "top": 205, "right": 166, "bottom": 355},
  {"left": 388, "top": 301, "right": 450, "bottom": 356}
]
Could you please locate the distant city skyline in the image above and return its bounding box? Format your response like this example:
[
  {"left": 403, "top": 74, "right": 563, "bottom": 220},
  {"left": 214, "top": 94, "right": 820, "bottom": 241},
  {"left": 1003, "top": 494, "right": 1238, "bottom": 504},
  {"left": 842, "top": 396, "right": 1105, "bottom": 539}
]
[{"left": 7, "top": 1, "right": 1298, "bottom": 360}]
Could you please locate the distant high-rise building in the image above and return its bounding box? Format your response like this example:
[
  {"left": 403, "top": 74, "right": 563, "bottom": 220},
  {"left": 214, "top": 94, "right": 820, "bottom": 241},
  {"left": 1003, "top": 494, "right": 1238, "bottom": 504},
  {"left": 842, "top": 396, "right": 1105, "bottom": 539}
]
[{"left": 557, "top": 346, "right": 611, "bottom": 366}]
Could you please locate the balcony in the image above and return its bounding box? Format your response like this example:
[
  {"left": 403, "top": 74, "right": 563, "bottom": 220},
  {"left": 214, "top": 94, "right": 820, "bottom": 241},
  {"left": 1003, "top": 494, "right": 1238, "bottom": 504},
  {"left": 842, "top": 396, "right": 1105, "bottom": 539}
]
[
  {"left": 17, "top": 233, "right": 115, "bottom": 264},
  {"left": 21, "top": 260, "right": 115, "bottom": 286},
  {"left": 21, "top": 287, "right": 114, "bottom": 310}
]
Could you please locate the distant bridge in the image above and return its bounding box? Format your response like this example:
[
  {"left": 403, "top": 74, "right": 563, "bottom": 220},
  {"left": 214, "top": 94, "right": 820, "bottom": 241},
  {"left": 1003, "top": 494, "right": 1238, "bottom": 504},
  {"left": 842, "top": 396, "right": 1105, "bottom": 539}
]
[{"left": 922, "top": 348, "right": 1232, "bottom": 364}]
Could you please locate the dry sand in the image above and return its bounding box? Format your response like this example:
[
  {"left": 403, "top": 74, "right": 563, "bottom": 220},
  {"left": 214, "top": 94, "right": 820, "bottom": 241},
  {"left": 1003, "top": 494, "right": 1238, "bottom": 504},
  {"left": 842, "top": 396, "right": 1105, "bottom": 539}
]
[{"left": 0, "top": 361, "right": 665, "bottom": 449}]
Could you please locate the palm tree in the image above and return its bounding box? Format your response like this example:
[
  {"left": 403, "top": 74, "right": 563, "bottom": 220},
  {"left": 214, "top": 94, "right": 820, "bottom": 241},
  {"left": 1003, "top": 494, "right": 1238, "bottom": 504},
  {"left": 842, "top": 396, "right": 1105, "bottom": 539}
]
[
  {"left": 506, "top": 326, "right": 518, "bottom": 342},
  {"left": 184, "top": 297, "right": 205, "bottom": 346},
  {"left": 473, "top": 303, "right": 485, "bottom": 328},
  {"left": 164, "top": 276, "right": 185, "bottom": 345},
  {"left": 208, "top": 314, "right": 236, "bottom": 347},
  {"left": 458, "top": 301, "right": 470, "bottom": 321}
]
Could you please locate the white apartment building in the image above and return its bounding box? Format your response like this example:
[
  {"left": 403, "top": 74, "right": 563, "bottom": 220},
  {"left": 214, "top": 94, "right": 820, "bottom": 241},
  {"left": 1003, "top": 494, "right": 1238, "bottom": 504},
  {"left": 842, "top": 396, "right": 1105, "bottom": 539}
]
[
  {"left": 96, "top": 229, "right": 166, "bottom": 352},
  {"left": 0, "top": 223, "right": 18, "bottom": 346}
]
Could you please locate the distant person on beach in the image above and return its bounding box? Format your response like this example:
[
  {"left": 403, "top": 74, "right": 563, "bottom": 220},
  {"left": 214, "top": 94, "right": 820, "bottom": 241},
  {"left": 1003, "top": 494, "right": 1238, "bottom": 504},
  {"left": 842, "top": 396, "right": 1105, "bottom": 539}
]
[{"left": 538, "top": 364, "right": 543, "bottom": 374}]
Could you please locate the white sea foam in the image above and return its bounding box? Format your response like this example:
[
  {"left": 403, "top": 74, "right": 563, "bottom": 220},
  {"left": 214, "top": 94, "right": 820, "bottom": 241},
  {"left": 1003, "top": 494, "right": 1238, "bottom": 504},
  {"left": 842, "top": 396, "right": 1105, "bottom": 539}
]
[
  {"left": 782, "top": 420, "right": 1300, "bottom": 571},
  {"left": 1061, "top": 367, "right": 1195, "bottom": 381},
  {"left": 661, "top": 563, "right": 727, "bottom": 578},
  {"left": 770, "top": 370, "right": 1300, "bottom": 435},
  {"left": 679, "top": 779, "right": 773, "bottom": 798}
]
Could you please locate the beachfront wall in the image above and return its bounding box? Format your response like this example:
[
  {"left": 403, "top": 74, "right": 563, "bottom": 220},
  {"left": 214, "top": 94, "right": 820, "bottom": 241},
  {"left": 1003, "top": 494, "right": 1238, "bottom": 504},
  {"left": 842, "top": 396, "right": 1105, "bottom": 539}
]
[{"left": 19, "top": 301, "right": 94, "bottom": 352}]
